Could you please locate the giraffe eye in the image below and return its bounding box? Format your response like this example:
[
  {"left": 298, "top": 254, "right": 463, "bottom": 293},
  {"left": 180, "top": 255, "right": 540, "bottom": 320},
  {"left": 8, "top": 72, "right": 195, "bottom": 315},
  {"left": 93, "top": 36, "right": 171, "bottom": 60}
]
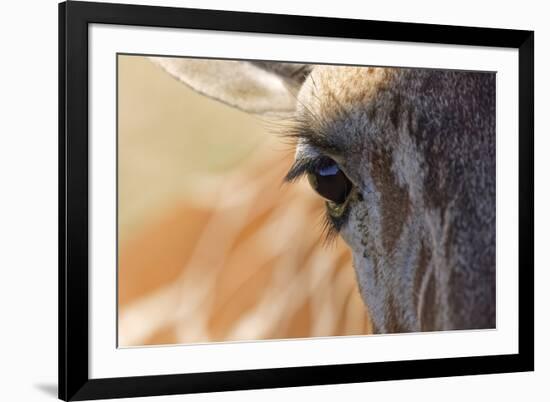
[{"left": 307, "top": 158, "right": 352, "bottom": 204}]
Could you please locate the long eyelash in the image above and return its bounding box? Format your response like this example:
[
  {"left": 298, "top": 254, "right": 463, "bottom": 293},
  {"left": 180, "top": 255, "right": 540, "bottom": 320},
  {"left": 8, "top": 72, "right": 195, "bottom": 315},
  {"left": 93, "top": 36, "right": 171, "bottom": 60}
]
[
  {"left": 284, "top": 155, "right": 336, "bottom": 182},
  {"left": 320, "top": 202, "right": 352, "bottom": 246},
  {"left": 274, "top": 98, "right": 350, "bottom": 243},
  {"left": 320, "top": 211, "right": 341, "bottom": 245},
  {"left": 284, "top": 157, "right": 317, "bottom": 182}
]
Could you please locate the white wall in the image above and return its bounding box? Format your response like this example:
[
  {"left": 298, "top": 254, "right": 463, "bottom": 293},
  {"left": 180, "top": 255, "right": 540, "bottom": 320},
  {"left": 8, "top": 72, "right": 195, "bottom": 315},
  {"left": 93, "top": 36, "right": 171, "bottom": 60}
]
[{"left": 0, "top": 0, "right": 546, "bottom": 401}]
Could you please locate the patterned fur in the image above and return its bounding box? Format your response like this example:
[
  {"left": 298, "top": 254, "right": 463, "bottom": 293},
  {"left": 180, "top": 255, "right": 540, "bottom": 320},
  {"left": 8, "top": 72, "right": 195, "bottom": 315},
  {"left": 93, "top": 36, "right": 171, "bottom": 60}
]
[
  {"left": 152, "top": 58, "right": 496, "bottom": 333},
  {"left": 295, "top": 67, "right": 495, "bottom": 332}
]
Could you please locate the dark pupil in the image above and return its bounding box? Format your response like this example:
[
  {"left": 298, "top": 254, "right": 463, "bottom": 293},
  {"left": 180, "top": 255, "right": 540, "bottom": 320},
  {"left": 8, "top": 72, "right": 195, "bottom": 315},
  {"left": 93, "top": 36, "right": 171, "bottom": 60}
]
[{"left": 307, "top": 160, "right": 352, "bottom": 204}]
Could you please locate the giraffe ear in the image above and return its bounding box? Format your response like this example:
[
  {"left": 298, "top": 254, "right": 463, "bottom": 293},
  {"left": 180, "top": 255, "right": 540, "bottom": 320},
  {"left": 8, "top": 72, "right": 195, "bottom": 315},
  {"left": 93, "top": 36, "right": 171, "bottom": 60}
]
[{"left": 149, "top": 57, "right": 312, "bottom": 116}]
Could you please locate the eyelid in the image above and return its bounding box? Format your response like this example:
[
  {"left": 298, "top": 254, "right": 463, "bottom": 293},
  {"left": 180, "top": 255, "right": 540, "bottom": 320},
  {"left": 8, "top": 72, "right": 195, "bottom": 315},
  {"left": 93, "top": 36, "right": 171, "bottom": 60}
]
[
  {"left": 285, "top": 155, "right": 340, "bottom": 182},
  {"left": 284, "top": 119, "right": 344, "bottom": 156},
  {"left": 284, "top": 142, "right": 322, "bottom": 182},
  {"left": 284, "top": 156, "right": 319, "bottom": 182}
]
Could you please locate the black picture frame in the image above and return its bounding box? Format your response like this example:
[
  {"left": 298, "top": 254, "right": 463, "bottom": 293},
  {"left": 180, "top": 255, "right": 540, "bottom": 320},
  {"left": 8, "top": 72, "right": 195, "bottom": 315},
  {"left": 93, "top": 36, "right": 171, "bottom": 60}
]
[{"left": 59, "top": 1, "right": 534, "bottom": 400}]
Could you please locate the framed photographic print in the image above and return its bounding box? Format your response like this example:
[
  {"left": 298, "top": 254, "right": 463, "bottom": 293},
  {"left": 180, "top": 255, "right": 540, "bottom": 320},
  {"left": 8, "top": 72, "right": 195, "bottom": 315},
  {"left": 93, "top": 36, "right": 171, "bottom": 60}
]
[{"left": 59, "top": 1, "right": 534, "bottom": 400}]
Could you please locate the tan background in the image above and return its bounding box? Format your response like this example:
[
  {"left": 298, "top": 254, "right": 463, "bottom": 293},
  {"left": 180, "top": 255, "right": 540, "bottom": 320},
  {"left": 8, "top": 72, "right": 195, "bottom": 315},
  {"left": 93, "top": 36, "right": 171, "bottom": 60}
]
[{"left": 117, "top": 55, "right": 371, "bottom": 346}]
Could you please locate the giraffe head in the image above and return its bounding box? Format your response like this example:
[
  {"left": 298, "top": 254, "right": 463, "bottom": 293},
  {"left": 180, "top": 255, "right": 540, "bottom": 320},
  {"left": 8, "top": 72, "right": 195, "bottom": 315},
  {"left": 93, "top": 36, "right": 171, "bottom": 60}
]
[{"left": 151, "top": 57, "right": 496, "bottom": 333}]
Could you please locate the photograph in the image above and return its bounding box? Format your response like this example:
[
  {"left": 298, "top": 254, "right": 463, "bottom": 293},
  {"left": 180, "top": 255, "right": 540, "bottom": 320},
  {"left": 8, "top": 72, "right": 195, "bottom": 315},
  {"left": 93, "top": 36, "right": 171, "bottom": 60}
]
[
  {"left": 117, "top": 54, "right": 496, "bottom": 347},
  {"left": 57, "top": 2, "right": 534, "bottom": 399}
]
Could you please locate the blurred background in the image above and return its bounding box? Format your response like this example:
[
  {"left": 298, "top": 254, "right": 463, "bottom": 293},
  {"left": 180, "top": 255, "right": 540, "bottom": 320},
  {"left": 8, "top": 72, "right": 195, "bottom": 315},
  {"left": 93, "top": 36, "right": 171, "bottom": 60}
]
[{"left": 117, "top": 55, "right": 372, "bottom": 347}]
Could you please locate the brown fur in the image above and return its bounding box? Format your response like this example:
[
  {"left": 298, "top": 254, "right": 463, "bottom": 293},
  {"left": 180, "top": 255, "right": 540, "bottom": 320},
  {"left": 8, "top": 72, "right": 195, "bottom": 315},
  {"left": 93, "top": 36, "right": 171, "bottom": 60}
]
[
  {"left": 153, "top": 58, "right": 496, "bottom": 334},
  {"left": 368, "top": 147, "right": 411, "bottom": 254},
  {"left": 295, "top": 66, "right": 495, "bottom": 332}
]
